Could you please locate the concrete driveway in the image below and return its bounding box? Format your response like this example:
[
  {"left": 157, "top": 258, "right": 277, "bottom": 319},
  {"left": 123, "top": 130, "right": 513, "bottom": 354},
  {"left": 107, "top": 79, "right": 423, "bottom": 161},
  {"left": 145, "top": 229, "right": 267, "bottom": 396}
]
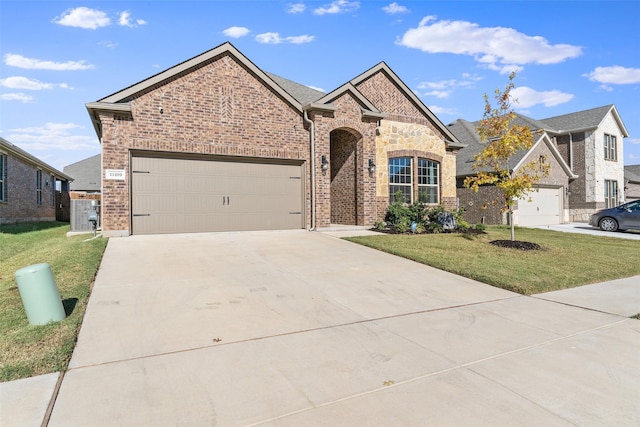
[
  {"left": 531, "top": 222, "right": 640, "bottom": 240},
  {"left": 4, "top": 230, "right": 639, "bottom": 426}
]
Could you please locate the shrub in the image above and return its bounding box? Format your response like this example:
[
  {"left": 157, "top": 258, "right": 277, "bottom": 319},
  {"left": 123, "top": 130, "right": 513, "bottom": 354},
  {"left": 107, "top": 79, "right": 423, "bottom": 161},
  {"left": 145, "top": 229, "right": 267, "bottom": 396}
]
[
  {"left": 374, "top": 219, "right": 387, "bottom": 231},
  {"left": 395, "top": 218, "right": 411, "bottom": 233}
]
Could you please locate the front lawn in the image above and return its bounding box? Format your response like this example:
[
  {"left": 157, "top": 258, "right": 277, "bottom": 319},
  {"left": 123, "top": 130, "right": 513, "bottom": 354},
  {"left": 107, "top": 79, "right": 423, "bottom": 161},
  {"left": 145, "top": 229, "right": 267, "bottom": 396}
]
[
  {"left": 345, "top": 226, "right": 640, "bottom": 295},
  {"left": 0, "top": 222, "right": 107, "bottom": 382}
]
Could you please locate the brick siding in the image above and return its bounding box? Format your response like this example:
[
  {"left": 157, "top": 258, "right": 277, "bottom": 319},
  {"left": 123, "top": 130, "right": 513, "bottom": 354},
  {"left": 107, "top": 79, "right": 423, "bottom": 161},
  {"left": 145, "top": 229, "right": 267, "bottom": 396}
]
[
  {"left": 97, "top": 52, "right": 457, "bottom": 233},
  {"left": 0, "top": 154, "right": 57, "bottom": 224}
]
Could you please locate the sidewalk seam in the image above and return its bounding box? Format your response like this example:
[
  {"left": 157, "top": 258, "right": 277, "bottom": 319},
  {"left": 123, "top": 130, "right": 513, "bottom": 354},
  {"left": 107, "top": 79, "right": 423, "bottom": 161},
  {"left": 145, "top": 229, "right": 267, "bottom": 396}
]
[{"left": 40, "top": 371, "right": 65, "bottom": 427}]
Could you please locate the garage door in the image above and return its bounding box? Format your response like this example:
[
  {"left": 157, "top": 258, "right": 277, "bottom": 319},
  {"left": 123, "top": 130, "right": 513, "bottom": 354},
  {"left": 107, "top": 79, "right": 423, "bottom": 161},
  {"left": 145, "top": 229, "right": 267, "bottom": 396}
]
[
  {"left": 131, "top": 155, "right": 304, "bottom": 234},
  {"left": 517, "top": 187, "right": 561, "bottom": 226}
]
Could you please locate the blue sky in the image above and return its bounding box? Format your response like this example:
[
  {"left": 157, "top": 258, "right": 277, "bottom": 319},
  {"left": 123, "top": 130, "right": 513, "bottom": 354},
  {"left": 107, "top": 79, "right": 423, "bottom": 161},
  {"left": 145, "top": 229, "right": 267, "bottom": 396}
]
[{"left": 2, "top": 0, "right": 639, "bottom": 171}]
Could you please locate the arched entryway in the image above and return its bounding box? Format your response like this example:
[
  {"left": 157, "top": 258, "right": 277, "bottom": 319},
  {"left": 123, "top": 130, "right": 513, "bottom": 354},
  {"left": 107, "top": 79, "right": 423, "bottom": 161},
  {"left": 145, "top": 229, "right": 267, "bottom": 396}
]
[{"left": 330, "top": 128, "right": 362, "bottom": 225}]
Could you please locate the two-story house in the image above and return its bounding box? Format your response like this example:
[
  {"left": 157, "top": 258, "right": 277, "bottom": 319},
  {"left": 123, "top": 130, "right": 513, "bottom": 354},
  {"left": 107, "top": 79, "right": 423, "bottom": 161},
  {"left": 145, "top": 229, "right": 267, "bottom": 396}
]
[{"left": 452, "top": 105, "right": 628, "bottom": 225}]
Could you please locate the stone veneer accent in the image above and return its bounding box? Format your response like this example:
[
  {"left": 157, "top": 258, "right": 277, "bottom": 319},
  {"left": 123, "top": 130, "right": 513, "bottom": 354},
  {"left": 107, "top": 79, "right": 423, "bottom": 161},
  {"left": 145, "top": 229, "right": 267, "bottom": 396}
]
[{"left": 373, "top": 120, "right": 457, "bottom": 217}]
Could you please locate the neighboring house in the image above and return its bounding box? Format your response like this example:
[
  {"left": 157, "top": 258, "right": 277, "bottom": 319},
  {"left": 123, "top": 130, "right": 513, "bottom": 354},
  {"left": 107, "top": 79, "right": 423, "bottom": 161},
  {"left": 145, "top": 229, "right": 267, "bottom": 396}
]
[
  {"left": 86, "top": 42, "right": 463, "bottom": 236},
  {"left": 450, "top": 116, "right": 576, "bottom": 226},
  {"left": 625, "top": 165, "right": 640, "bottom": 201},
  {"left": 0, "top": 137, "right": 72, "bottom": 224},
  {"left": 63, "top": 154, "right": 102, "bottom": 232},
  {"left": 451, "top": 105, "right": 628, "bottom": 225}
]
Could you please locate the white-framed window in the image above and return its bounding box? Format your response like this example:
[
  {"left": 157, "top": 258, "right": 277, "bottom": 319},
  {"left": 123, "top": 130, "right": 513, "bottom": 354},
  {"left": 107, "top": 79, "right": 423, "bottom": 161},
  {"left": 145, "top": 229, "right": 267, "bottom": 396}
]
[
  {"left": 604, "top": 179, "right": 618, "bottom": 208},
  {"left": 36, "top": 169, "right": 42, "bottom": 205},
  {"left": 604, "top": 134, "right": 617, "bottom": 161},
  {"left": 0, "top": 154, "right": 6, "bottom": 202},
  {"left": 389, "top": 157, "right": 412, "bottom": 203},
  {"left": 418, "top": 158, "right": 439, "bottom": 204}
]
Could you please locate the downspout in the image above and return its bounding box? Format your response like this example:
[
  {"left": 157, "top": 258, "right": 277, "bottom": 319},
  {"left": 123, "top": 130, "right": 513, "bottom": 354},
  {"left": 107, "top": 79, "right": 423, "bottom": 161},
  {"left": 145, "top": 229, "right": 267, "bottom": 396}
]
[
  {"left": 303, "top": 110, "right": 316, "bottom": 230},
  {"left": 568, "top": 132, "right": 574, "bottom": 171}
]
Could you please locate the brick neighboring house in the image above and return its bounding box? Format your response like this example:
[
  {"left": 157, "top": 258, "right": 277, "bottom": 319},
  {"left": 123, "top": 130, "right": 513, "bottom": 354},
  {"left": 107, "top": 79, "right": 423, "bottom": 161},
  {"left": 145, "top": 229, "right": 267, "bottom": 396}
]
[
  {"left": 63, "top": 154, "right": 102, "bottom": 232},
  {"left": 451, "top": 105, "right": 629, "bottom": 225},
  {"left": 86, "top": 42, "right": 463, "bottom": 236},
  {"left": 0, "top": 137, "right": 72, "bottom": 224},
  {"left": 625, "top": 165, "right": 640, "bottom": 201}
]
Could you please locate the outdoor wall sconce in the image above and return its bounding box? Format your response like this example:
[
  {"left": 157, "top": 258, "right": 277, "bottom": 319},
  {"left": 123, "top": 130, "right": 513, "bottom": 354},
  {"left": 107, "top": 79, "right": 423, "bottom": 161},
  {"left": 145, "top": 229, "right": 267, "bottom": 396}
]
[
  {"left": 368, "top": 159, "right": 376, "bottom": 174},
  {"left": 321, "top": 155, "right": 329, "bottom": 172}
]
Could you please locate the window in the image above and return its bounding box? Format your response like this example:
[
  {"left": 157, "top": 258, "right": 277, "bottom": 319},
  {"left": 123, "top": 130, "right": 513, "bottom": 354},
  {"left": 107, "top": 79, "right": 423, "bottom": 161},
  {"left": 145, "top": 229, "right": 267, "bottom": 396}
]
[
  {"left": 604, "top": 179, "right": 618, "bottom": 209},
  {"left": 604, "top": 134, "right": 617, "bottom": 161},
  {"left": 389, "top": 157, "right": 412, "bottom": 203},
  {"left": 0, "top": 154, "right": 6, "bottom": 202},
  {"left": 36, "top": 169, "right": 42, "bottom": 205},
  {"left": 418, "top": 158, "right": 439, "bottom": 204},
  {"left": 389, "top": 156, "right": 441, "bottom": 204},
  {"left": 50, "top": 174, "right": 55, "bottom": 206}
]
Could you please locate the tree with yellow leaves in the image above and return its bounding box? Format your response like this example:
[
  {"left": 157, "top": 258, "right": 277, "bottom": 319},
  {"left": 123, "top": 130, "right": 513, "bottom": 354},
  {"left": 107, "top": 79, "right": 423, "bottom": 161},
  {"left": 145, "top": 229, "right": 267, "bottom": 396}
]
[{"left": 464, "top": 72, "right": 550, "bottom": 241}]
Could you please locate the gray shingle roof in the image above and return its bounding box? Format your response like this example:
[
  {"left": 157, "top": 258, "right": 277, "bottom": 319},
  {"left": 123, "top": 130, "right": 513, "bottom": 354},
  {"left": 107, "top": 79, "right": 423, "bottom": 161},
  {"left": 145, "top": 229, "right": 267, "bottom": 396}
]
[
  {"left": 540, "top": 105, "right": 613, "bottom": 132},
  {"left": 451, "top": 105, "right": 625, "bottom": 177},
  {"left": 265, "top": 72, "right": 325, "bottom": 106},
  {"left": 625, "top": 165, "right": 640, "bottom": 183},
  {"left": 449, "top": 118, "right": 535, "bottom": 177},
  {"left": 64, "top": 154, "right": 101, "bottom": 191}
]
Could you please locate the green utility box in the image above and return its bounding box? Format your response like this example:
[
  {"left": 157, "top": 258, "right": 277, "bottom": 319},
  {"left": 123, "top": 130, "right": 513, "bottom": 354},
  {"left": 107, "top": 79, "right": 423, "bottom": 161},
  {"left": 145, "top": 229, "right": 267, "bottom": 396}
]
[{"left": 15, "top": 263, "right": 66, "bottom": 325}]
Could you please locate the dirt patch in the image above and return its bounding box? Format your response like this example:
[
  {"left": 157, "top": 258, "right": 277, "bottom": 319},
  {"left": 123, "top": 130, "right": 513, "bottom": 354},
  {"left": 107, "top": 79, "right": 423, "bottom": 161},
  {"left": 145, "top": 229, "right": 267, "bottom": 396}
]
[{"left": 490, "top": 240, "right": 542, "bottom": 251}]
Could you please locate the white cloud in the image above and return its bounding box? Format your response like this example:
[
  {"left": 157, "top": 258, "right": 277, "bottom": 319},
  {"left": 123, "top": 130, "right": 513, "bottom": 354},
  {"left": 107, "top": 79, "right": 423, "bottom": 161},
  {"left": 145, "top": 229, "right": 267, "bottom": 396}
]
[
  {"left": 417, "top": 73, "right": 483, "bottom": 98},
  {"left": 383, "top": 2, "right": 409, "bottom": 14},
  {"left": 428, "top": 105, "right": 458, "bottom": 115},
  {"left": 307, "top": 85, "right": 325, "bottom": 92},
  {"left": 4, "top": 53, "right": 94, "bottom": 71},
  {"left": 255, "top": 33, "right": 315, "bottom": 44},
  {"left": 256, "top": 32, "right": 281, "bottom": 44},
  {"left": 584, "top": 66, "right": 640, "bottom": 85},
  {"left": 627, "top": 138, "right": 640, "bottom": 145},
  {"left": 510, "top": 86, "right": 574, "bottom": 108},
  {"left": 0, "top": 76, "right": 72, "bottom": 91},
  {"left": 53, "top": 7, "right": 110, "bottom": 29},
  {"left": 118, "top": 11, "right": 147, "bottom": 28},
  {"left": 1, "top": 76, "right": 52, "bottom": 90},
  {"left": 223, "top": 26, "right": 251, "bottom": 38},
  {"left": 100, "top": 41, "right": 118, "bottom": 49},
  {"left": 313, "top": 0, "right": 360, "bottom": 15},
  {"left": 288, "top": 3, "right": 306, "bottom": 13},
  {"left": 7, "top": 123, "right": 97, "bottom": 151},
  {"left": 1, "top": 93, "right": 33, "bottom": 103},
  {"left": 398, "top": 16, "right": 582, "bottom": 73},
  {"left": 286, "top": 35, "right": 315, "bottom": 44}
]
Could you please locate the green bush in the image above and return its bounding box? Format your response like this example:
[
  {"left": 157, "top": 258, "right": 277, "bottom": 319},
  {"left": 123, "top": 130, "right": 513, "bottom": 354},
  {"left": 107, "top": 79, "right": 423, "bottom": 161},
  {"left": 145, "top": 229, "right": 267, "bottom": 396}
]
[
  {"left": 395, "top": 218, "right": 410, "bottom": 233},
  {"left": 374, "top": 219, "right": 387, "bottom": 231}
]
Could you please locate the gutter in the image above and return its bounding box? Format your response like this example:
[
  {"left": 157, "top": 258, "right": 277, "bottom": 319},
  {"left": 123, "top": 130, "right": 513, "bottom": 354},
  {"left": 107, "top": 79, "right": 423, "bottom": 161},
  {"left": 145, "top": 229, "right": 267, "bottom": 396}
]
[{"left": 303, "top": 110, "right": 316, "bottom": 230}]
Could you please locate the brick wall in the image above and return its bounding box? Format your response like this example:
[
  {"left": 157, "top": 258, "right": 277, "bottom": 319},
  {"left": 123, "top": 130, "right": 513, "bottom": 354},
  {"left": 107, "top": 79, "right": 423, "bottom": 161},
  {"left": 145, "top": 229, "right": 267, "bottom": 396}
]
[
  {"left": 457, "top": 185, "right": 505, "bottom": 225},
  {"left": 0, "top": 154, "right": 56, "bottom": 224},
  {"left": 310, "top": 91, "right": 378, "bottom": 228},
  {"left": 99, "top": 53, "right": 311, "bottom": 235}
]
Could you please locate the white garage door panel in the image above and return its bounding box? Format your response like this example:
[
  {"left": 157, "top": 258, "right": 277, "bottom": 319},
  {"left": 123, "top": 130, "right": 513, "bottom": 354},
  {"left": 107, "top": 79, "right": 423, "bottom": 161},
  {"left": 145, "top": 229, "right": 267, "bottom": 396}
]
[
  {"left": 131, "top": 156, "right": 304, "bottom": 234},
  {"left": 518, "top": 188, "right": 561, "bottom": 226}
]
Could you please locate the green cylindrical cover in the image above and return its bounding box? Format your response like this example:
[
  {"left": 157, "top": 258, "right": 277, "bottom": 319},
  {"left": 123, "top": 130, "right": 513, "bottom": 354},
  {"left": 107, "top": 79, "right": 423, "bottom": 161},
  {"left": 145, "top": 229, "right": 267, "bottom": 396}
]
[{"left": 15, "top": 263, "right": 66, "bottom": 325}]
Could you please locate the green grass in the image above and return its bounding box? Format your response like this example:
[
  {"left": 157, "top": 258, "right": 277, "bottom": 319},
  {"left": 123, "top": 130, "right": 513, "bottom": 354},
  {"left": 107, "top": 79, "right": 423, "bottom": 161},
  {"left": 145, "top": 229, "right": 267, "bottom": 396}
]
[
  {"left": 0, "top": 222, "right": 107, "bottom": 382},
  {"left": 345, "top": 226, "right": 640, "bottom": 295}
]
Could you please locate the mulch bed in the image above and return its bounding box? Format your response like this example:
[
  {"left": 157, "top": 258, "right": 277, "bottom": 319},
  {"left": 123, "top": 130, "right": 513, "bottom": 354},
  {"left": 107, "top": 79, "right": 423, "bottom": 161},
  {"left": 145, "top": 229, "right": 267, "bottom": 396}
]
[{"left": 490, "top": 240, "right": 542, "bottom": 251}]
